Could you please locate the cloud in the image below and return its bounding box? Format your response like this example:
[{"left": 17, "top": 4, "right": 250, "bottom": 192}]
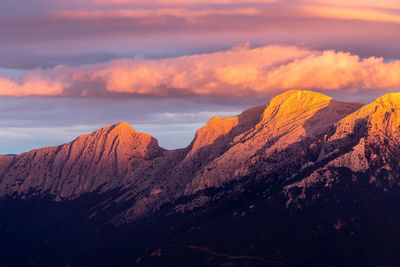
[
  {"left": 305, "top": 0, "right": 400, "bottom": 10},
  {"left": 4, "top": 0, "right": 400, "bottom": 155},
  {"left": 90, "top": 0, "right": 278, "bottom": 4},
  {"left": 55, "top": 8, "right": 261, "bottom": 22},
  {"left": 0, "top": 71, "right": 65, "bottom": 96},
  {"left": 53, "top": 1, "right": 400, "bottom": 27},
  {"left": 2, "top": 0, "right": 400, "bottom": 66},
  {"left": 0, "top": 45, "right": 400, "bottom": 98},
  {"left": 55, "top": 1, "right": 400, "bottom": 25},
  {"left": 261, "top": 51, "right": 400, "bottom": 91},
  {"left": 302, "top": 5, "right": 400, "bottom": 24}
]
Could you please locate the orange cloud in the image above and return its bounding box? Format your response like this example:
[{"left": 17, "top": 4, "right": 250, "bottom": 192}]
[
  {"left": 0, "top": 72, "right": 65, "bottom": 96},
  {"left": 260, "top": 51, "right": 400, "bottom": 91},
  {"left": 305, "top": 0, "right": 400, "bottom": 10},
  {"left": 1, "top": 45, "right": 400, "bottom": 97},
  {"left": 61, "top": 0, "right": 400, "bottom": 25},
  {"left": 303, "top": 5, "right": 400, "bottom": 24}
]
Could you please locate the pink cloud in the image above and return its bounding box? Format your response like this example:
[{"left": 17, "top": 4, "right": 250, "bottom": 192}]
[
  {"left": 1, "top": 45, "right": 400, "bottom": 98},
  {"left": 261, "top": 51, "right": 400, "bottom": 91},
  {"left": 0, "top": 71, "right": 65, "bottom": 96},
  {"left": 302, "top": 5, "right": 400, "bottom": 24},
  {"left": 55, "top": 7, "right": 261, "bottom": 23},
  {"left": 54, "top": 1, "right": 400, "bottom": 25},
  {"left": 3, "top": 0, "right": 400, "bottom": 62},
  {"left": 90, "top": 0, "right": 278, "bottom": 4},
  {"left": 305, "top": 0, "right": 400, "bottom": 10},
  {"left": 63, "top": 0, "right": 400, "bottom": 25}
]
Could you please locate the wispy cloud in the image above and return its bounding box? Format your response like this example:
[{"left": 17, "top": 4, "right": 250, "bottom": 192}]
[
  {"left": 305, "top": 0, "right": 400, "bottom": 10},
  {"left": 302, "top": 5, "right": 400, "bottom": 24},
  {"left": 2, "top": 0, "right": 400, "bottom": 68},
  {"left": 90, "top": 0, "right": 278, "bottom": 4},
  {"left": 55, "top": 7, "right": 260, "bottom": 21}
]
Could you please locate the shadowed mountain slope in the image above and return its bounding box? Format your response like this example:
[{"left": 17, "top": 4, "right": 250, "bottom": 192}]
[{"left": 3, "top": 90, "right": 400, "bottom": 266}]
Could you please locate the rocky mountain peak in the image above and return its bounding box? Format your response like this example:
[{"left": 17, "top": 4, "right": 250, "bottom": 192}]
[
  {"left": 374, "top": 92, "right": 400, "bottom": 108},
  {"left": 329, "top": 92, "right": 400, "bottom": 142},
  {"left": 187, "top": 105, "right": 266, "bottom": 157},
  {"left": 206, "top": 116, "right": 223, "bottom": 125},
  {"left": 113, "top": 121, "right": 135, "bottom": 131},
  {"left": 81, "top": 121, "right": 161, "bottom": 153},
  {"left": 261, "top": 89, "right": 332, "bottom": 121},
  {"left": 0, "top": 122, "right": 163, "bottom": 199},
  {"left": 4, "top": 90, "right": 400, "bottom": 266},
  {"left": 187, "top": 90, "right": 336, "bottom": 159}
]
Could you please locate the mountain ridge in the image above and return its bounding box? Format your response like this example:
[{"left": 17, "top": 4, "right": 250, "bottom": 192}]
[
  {"left": 0, "top": 121, "right": 163, "bottom": 199},
  {"left": 0, "top": 89, "right": 364, "bottom": 224},
  {"left": 3, "top": 89, "right": 400, "bottom": 266},
  {"left": 0, "top": 89, "right": 396, "bottom": 216}
]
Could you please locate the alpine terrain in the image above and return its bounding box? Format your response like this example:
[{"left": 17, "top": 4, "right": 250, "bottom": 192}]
[{"left": 2, "top": 90, "right": 400, "bottom": 266}]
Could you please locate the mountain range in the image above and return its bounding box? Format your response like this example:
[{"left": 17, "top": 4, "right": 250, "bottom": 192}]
[{"left": 2, "top": 89, "right": 400, "bottom": 266}]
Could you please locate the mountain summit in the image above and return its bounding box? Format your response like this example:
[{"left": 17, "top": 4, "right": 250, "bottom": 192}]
[
  {"left": 0, "top": 90, "right": 363, "bottom": 205},
  {"left": 262, "top": 89, "right": 332, "bottom": 118},
  {"left": 3, "top": 90, "right": 400, "bottom": 266},
  {"left": 0, "top": 122, "right": 163, "bottom": 199}
]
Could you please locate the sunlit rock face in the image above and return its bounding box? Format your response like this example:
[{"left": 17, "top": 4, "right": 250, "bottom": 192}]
[
  {"left": 2, "top": 89, "right": 400, "bottom": 225},
  {"left": 284, "top": 93, "right": 400, "bottom": 208},
  {"left": 5, "top": 89, "right": 400, "bottom": 265},
  {"left": 185, "top": 90, "right": 362, "bottom": 193},
  {"left": 0, "top": 122, "right": 163, "bottom": 199}
]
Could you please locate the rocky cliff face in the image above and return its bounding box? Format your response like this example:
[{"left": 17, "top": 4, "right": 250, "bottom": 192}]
[
  {"left": 0, "top": 122, "right": 163, "bottom": 199},
  {"left": 0, "top": 90, "right": 366, "bottom": 219},
  {"left": 284, "top": 92, "right": 400, "bottom": 209},
  {"left": 1, "top": 89, "right": 400, "bottom": 221},
  {"left": 3, "top": 89, "right": 400, "bottom": 266},
  {"left": 185, "top": 90, "right": 362, "bottom": 193}
]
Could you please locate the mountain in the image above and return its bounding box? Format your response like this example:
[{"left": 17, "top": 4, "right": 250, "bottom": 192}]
[
  {"left": 2, "top": 90, "right": 400, "bottom": 266},
  {"left": 0, "top": 122, "right": 163, "bottom": 199},
  {"left": 285, "top": 92, "right": 400, "bottom": 206}
]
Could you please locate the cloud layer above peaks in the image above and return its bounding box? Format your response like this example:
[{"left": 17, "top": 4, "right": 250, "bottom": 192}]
[{"left": 1, "top": 45, "right": 399, "bottom": 98}]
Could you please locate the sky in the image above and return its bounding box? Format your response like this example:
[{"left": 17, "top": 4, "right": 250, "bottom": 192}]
[{"left": 1, "top": 0, "right": 400, "bottom": 154}]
